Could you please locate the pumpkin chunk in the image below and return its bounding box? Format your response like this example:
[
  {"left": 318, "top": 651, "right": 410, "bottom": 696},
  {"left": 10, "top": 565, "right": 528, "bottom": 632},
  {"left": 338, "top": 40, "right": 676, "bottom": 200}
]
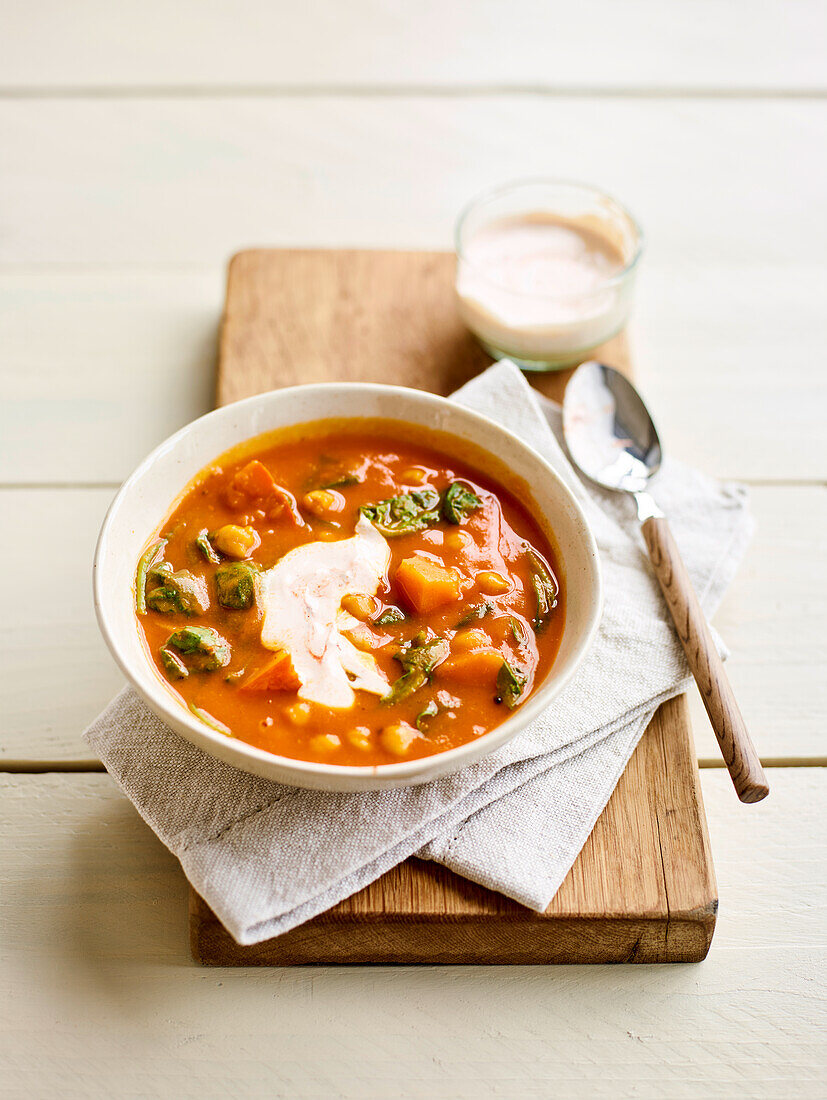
[
  {"left": 437, "top": 647, "right": 505, "bottom": 684},
  {"left": 211, "top": 524, "right": 260, "bottom": 560},
  {"left": 224, "top": 459, "right": 302, "bottom": 526},
  {"left": 227, "top": 459, "right": 278, "bottom": 502},
  {"left": 239, "top": 650, "right": 300, "bottom": 693},
  {"left": 395, "top": 556, "right": 461, "bottom": 614},
  {"left": 451, "top": 628, "right": 491, "bottom": 653},
  {"left": 380, "top": 722, "right": 422, "bottom": 756}
]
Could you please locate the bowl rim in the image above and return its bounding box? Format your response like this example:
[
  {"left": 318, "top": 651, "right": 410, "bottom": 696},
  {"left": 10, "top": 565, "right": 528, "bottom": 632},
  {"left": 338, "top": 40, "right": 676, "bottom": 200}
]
[{"left": 94, "top": 381, "right": 603, "bottom": 784}]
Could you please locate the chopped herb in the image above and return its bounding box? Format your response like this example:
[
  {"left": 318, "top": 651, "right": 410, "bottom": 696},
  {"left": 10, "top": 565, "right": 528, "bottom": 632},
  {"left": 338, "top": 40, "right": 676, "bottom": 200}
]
[
  {"left": 442, "top": 481, "right": 482, "bottom": 525},
  {"left": 135, "top": 538, "right": 167, "bottom": 614},
  {"left": 215, "top": 561, "right": 259, "bottom": 610},
  {"left": 196, "top": 529, "right": 220, "bottom": 565},
  {"left": 415, "top": 700, "right": 439, "bottom": 731},
  {"left": 496, "top": 660, "right": 527, "bottom": 709},
  {"left": 374, "top": 605, "right": 406, "bottom": 626},
  {"left": 161, "top": 625, "right": 231, "bottom": 676},
  {"left": 188, "top": 702, "right": 232, "bottom": 736},
  {"left": 146, "top": 563, "right": 210, "bottom": 615},
  {"left": 456, "top": 602, "right": 493, "bottom": 628},
  {"left": 526, "top": 549, "right": 558, "bottom": 632},
  {"left": 382, "top": 631, "right": 449, "bottom": 705},
  {"left": 381, "top": 670, "right": 425, "bottom": 707},
  {"left": 360, "top": 488, "right": 441, "bottom": 537}
]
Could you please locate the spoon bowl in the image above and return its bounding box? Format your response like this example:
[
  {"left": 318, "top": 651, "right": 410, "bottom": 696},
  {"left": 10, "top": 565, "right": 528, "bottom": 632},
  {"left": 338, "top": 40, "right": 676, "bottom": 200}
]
[{"left": 563, "top": 361, "right": 662, "bottom": 495}]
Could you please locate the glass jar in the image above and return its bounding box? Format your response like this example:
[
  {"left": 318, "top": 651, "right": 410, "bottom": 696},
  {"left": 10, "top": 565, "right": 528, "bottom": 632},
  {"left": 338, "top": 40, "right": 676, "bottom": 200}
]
[{"left": 455, "top": 179, "right": 643, "bottom": 371}]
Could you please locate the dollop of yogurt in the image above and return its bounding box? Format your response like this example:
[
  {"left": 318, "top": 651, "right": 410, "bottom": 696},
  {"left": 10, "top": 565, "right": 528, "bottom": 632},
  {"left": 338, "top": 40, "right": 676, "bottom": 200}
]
[{"left": 258, "top": 514, "right": 391, "bottom": 709}]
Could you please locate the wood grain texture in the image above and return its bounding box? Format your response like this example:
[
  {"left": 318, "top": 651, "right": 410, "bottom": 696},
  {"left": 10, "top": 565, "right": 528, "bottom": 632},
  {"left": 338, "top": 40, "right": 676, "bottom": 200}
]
[
  {"left": 3, "top": 770, "right": 822, "bottom": 1098},
  {"left": 0, "top": 268, "right": 221, "bottom": 485},
  {"left": 2, "top": 99, "right": 823, "bottom": 270},
  {"left": 191, "top": 697, "right": 716, "bottom": 965},
  {"left": 217, "top": 248, "right": 625, "bottom": 407},
  {"left": 641, "top": 516, "right": 768, "bottom": 803},
  {"left": 218, "top": 250, "right": 490, "bottom": 404},
  {"left": 2, "top": 0, "right": 823, "bottom": 91},
  {"left": 0, "top": 488, "right": 120, "bottom": 767},
  {"left": 689, "top": 484, "right": 827, "bottom": 764},
  {"left": 192, "top": 247, "right": 715, "bottom": 965}
]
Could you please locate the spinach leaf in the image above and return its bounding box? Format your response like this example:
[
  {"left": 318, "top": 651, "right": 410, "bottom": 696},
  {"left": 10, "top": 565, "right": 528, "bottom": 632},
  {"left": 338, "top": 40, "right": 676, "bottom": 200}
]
[
  {"left": 161, "top": 626, "right": 231, "bottom": 678},
  {"left": 320, "top": 474, "right": 360, "bottom": 490},
  {"left": 496, "top": 660, "right": 527, "bottom": 709},
  {"left": 442, "top": 482, "right": 482, "bottom": 525},
  {"left": 360, "top": 488, "right": 441, "bottom": 537},
  {"left": 196, "top": 529, "right": 221, "bottom": 565},
  {"left": 215, "top": 561, "right": 259, "bottom": 610},
  {"left": 135, "top": 538, "right": 167, "bottom": 615},
  {"left": 374, "top": 605, "right": 406, "bottom": 626},
  {"left": 415, "top": 699, "right": 439, "bottom": 731},
  {"left": 146, "top": 563, "right": 210, "bottom": 615},
  {"left": 360, "top": 482, "right": 479, "bottom": 535},
  {"left": 382, "top": 631, "right": 449, "bottom": 705},
  {"left": 381, "top": 670, "right": 425, "bottom": 706},
  {"left": 526, "top": 549, "right": 558, "bottom": 632},
  {"left": 456, "top": 602, "right": 492, "bottom": 628},
  {"left": 160, "top": 646, "right": 189, "bottom": 680}
]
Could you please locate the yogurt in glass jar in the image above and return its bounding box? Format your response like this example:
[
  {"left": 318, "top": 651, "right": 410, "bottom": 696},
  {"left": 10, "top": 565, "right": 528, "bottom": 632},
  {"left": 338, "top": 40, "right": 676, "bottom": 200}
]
[{"left": 455, "top": 180, "right": 643, "bottom": 371}]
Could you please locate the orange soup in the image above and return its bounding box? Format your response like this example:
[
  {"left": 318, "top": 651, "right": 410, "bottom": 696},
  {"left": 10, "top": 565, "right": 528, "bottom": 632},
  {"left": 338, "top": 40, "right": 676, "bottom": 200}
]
[{"left": 135, "top": 422, "right": 565, "bottom": 766}]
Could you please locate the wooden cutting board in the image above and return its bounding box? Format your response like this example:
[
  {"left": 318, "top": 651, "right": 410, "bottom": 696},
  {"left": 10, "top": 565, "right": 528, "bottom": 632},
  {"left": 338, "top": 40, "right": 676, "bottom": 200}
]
[{"left": 190, "top": 249, "right": 717, "bottom": 965}]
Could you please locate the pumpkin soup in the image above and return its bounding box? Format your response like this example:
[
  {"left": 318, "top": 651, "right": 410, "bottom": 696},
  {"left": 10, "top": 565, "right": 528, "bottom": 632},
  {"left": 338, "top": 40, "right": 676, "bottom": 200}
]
[{"left": 135, "top": 423, "right": 564, "bottom": 766}]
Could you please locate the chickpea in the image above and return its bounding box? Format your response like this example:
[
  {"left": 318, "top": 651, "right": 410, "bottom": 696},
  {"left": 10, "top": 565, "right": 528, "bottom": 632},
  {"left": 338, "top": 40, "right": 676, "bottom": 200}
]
[
  {"left": 478, "top": 570, "right": 510, "bottom": 596},
  {"left": 400, "top": 466, "right": 427, "bottom": 485},
  {"left": 302, "top": 489, "right": 345, "bottom": 519},
  {"left": 446, "top": 530, "right": 473, "bottom": 552},
  {"left": 309, "top": 733, "right": 342, "bottom": 753},
  {"left": 341, "top": 593, "right": 378, "bottom": 621},
  {"left": 346, "top": 726, "right": 373, "bottom": 751},
  {"left": 284, "top": 702, "right": 312, "bottom": 726},
  {"left": 380, "top": 722, "right": 421, "bottom": 757},
  {"left": 452, "top": 628, "right": 491, "bottom": 653},
  {"left": 211, "top": 524, "right": 261, "bottom": 560},
  {"left": 341, "top": 621, "right": 378, "bottom": 651}
]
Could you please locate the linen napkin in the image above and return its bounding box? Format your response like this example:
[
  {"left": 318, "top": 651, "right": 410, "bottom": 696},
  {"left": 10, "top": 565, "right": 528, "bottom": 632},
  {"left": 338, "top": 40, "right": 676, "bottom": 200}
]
[{"left": 85, "top": 361, "right": 753, "bottom": 944}]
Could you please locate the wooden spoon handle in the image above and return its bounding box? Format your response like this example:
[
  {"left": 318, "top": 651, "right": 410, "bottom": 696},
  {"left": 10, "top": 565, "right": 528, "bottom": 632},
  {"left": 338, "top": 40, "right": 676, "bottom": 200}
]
[{"left": 641, "top": 515, "right": 769, "bottom": 803}]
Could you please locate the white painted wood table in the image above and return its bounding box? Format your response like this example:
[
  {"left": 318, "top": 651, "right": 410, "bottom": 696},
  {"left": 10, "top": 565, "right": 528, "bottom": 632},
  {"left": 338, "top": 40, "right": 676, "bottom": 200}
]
[{"left": 1, "top": 3, "right": 825, "bottom": 1096}]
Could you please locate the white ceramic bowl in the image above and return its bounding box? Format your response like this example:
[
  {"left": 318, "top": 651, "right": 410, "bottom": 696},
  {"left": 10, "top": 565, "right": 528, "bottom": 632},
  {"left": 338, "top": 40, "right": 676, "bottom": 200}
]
[{"left": 94, "top": 383, "right": 602, "bottom": 791}]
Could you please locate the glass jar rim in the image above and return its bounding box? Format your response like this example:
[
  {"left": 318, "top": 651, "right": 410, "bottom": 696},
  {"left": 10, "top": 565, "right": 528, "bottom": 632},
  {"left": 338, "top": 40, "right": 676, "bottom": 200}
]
[{"left": 455, "top": 177, "right": 644, "bottom": 300}]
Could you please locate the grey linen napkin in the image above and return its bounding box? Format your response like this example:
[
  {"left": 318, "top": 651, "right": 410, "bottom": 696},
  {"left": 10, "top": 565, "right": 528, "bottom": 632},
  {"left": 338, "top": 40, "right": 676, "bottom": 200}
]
[{"left": 85, "top": 361, "right": 754, "bottom": 944}]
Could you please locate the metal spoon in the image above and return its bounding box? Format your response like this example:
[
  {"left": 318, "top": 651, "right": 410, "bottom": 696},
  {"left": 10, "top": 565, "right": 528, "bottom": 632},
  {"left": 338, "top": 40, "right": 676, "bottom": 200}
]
[{"left": 562, "top": 361, "right": 768, "bottom": 803}]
